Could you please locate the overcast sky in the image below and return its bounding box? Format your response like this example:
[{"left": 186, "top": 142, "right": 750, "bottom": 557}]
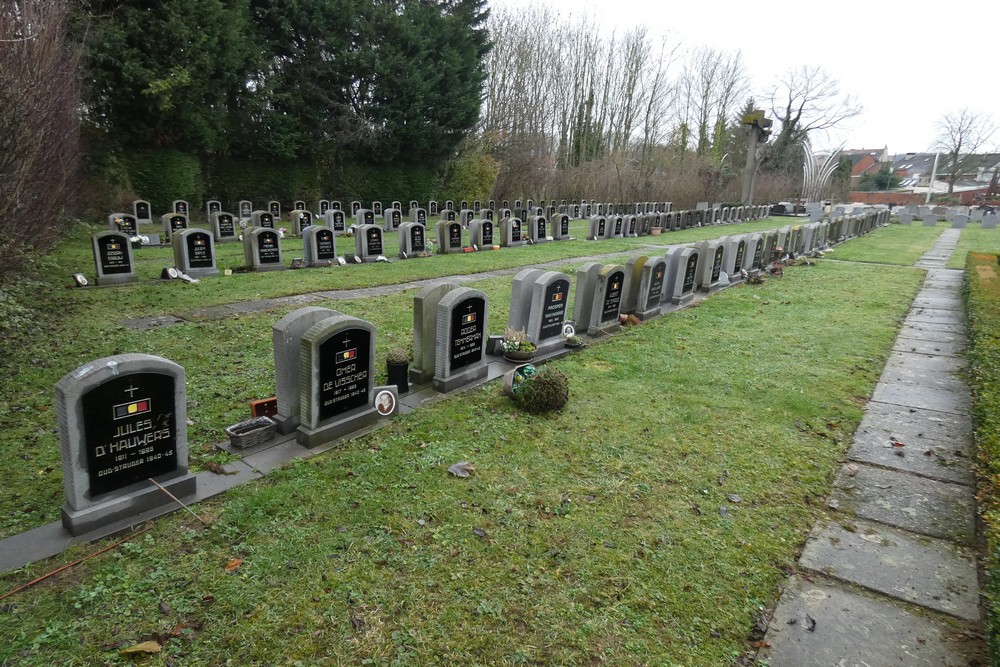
[{"left": 491, "top": 0, "right": 1000, "bottom": 156}]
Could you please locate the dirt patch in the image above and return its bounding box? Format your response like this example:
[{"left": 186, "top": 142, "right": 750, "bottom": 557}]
[{"left": 975, "top": 264, "right": 997, "bottom": 281}]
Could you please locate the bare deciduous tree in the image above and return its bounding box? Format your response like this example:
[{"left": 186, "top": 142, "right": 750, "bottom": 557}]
[
  {"left": 0, "top": 0, "right": 81, "bottom": 283},
  {"left": 934, "top": 108, "right": 996, "bottom": 194}
]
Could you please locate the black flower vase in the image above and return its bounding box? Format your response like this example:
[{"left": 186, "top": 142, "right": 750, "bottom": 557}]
[{"left": 387, "top": 360, "right": 409, "bottom": 394}]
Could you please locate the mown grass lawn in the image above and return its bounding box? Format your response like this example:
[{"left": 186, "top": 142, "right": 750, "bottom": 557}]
[
  {"left": 0, "top": 254, "right": 923, "bottom": 666},
  {"left": 825, "top": 222, "right": 945, "bottom": 265}
]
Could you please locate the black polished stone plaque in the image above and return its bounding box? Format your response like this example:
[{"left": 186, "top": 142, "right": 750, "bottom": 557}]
[
  {"left": 448, "top": 223, "right": 462, "bottom": 248},
  {"left": 429, "top": 201, "right": 438, "bottom": 215},
  {"left": 597, "top": 219, "right": 606, "bottom": 236},
  {"left": 540, "top": 279, "right": 569, "bottom": 340},
  {"left": 294, "top": 200, "right": 306, "bottom": 211},
  {"left": 317, "top": 328, "right": 371, "bottom": 421},
  {"left": 613, "top": 217, "right": 623, "bottom": 235},
  {"left": 373, "top": 202, "right": 383, "bottom": 215},
  {"left": 257, "top": 230, "right": 280, "bottom": 264},
  {"left": 536, "top": 217, "right": 546, "bottom": 238},
  {"left": 446, "top": 200, "right": 455, "bottom": 211},
  {"left": 410, "top": 225, "right": 425, "bottom": 252},
  {"left": 83, "top": 372, "right": 177, "bottom": 497},
  {"left": 186, "top": 232, "right": 213, "bottom": 268},
  {"left": 260, "top": 212, "right": 274, "bottom": 228},
  {"left": 444, "top": 210, "right": 455, "bottom": 222},
  {"left": 97, "top": 234, "right": 132, "bottom": 275},
  {"left": 683, "top": 252, "right": 698, "bottom": 292},
  {"left": 174, "top": 201, "right": 187, "bottom": 214},
  {"left": 711, "top": 246, "right": 724, "bottom": 282},
  {"left": 363, "top": 211, "right": 374, "bottom": 225},
  {"left": 600, "top": 270, "right": 625, "bottom": 323},
  {"left": 628, "top": 218, "right": 637, "bottom": 235},
  {"left": 365, "top": 227, "right": 383, "bottom": 255},
  {"left": 319, "top": 201, "right": 329, "bottom": 214},
  {"left": 481, "top": 222, "right": 493, "bottom": 246},
  {"left": 169, "top": 215, "right": 187, "bottom": 232},
  {"left": 390, "top": 210, "right": 401, "bottom": 228},
  {"left": 135, "top": 202, "right": 150, "bottom": 220},
  {"left": 560, "top": 216, "right": 569, "bottom": 236},
  {"left": 351, "top": 201, "right": 361, "bottom": 214},
  {"left": 298, "top": 211, "right": 312, "bottom": 230},
  {"left": 449, "top": 296, "right": 485, "bottom": 372},
  {"left": 240, "top": 202, "right": 252, "bottom": 217},
  {"left": 752, "top": 240, "right": 764, "bottom": 269},
  {"left": 218, "top": 214, "right": 235, "bottom": 237},
  {"left": 116, "top": 215, "right": 137, "bottom": 236},
  {"left": 315, "top": 229, "right": 336, "bottom": 260},
  {"left": 734, "top": 240, "right": 746, "bottom": 271},
  {"left": 511, "top": 219, "right": 522, "bottom": 242},
  {"left": 417, "top": 210, "right": 426, "bottom": 224},
  {"left": 209, "top": 201, "right": 220, "bottom": 215},
  {"left": 646, "top": 264, "right": 665, "bottom": 308},
  {"left": 332, "top": 211, "right": 345, "bottom": 231}
]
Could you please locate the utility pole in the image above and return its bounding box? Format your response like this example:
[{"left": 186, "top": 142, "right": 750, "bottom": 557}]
[
  {"left": 741, "top": 110, "right": 772, "bottom": 206},
  {"left": 925, "top": 152, "right": 939, "bottom": 205}
]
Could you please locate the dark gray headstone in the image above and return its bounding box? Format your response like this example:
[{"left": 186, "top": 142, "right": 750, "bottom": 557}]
[
  {"left": 433, "top": 288, "right": 490, "bottom": 393},
  {"left": 92, "top": 231, "right": 138, "bottom": 286},
  {"left": 173, "top": 229, "right": 218, "bottom": 277},
  {"left": 272, "top": 307, "right": 339, "bottom": 434}
]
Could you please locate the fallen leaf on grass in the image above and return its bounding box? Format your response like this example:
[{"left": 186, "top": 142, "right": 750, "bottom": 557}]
[
  {"left": 121, "top": 640, "right": 162, "bottom": 655},
  {"left": 472, "top": 527, "right": 487, "bottom": 539},
  {"left": 448, "top": 461, "right": 476, "bottom": 478},
  {"left": 224, "top": 558, "right": 243, "bottom": 572}
]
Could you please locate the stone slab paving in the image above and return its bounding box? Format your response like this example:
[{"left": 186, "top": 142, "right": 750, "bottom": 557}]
[{"left": 764, "top": 226, "right": 985, "bottom": 663}]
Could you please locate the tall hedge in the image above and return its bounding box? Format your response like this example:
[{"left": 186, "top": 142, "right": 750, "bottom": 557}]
[{"left": 126, "top": 148, "right": 203, "bottom": 213}]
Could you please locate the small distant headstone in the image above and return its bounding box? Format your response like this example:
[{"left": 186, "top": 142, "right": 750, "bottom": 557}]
[
  {"left": 172, "top": 200, "right": 188, "bottom": 215},
  {"left": 291, "top": 210, "right": 313, "bottom": 236},
  {"left": 459, "top": 209, "right": 475, "bottom": 227},
  {"left": 442, "top": 209, "right": 457, "bottom": 222},
  {"left": 587, "top": 216, "right": 607, "bottom": 240},
  {"left": 983, "top": 213, "right": 999, "bottom": 229},
  {"left": 318, "top": 199, "right": 330, "bottom": 215},
  {"left": 325, "top": 209, "right": 346, "bottom": 232},
  {"left": 483, "top": 209, "right": 495, "bottom": 221},
  {"left": 57, "top": 354, "right": 196, "bottom": 536},
  {"left": 92, "top": 230, "right": 139, "bottom": 285},
  {"left": 330, "top": 200, "right": 342, "bottom": 211},
  {"left": 372, "top": 201, "right": 383, "bottom": 217},
  {"left": 133, "top": 200, "right": 152, "bottom": 224},
  {"left": 488, "top": 199, "right": 496, "bottom": 211},
  {"left": 921, "top": 212, "right": 939, "bottom": 226},
  {"left": 161, "top": 213, "right": 188, "bottom": 240},
  {"left": 355, "top": 224, "right": 384, "bottom": 262},
  {"left": 662, "top": 246, "right": 698, "bottom": 306},
  {"left": 303, "top": 226, "right": 338, "bottom": 267},
  {"left": 351, "top": 201, "right": 362, "bottom": 215},
  {"left": 398, "top": 222, "right": 427, "bottom": 258},
  {"left": 355, "top": 209, "right": 375, "bottom": 226},
  {"left": 108, "top": 213, "right": 138, "bottom": 237},
  {"left": 238, "top": 200, "right": 253, "bottom": 219},
  {"left": 428, "top": 200, "right": 439, "bottom": 215},
  {"left": 210, "top": 212, "right": 237, "bottom": 243},
  {"left": 251, "top": 211, "right": 275, "bottom": 228},
  {"left": 445, "top": 200, "right": 455, "bottom": 212},
  {"left": 473, "top": 200, "right": 482, "bottom": 212},
  {"left": 243, "top": 227, "right": 284, "bottom": 271},
  {"left": 391, "top": 200, "right": 401, "bottom": 213},
  {"left": 951, "top": 214, "right": 968, "bottom": 228},
  {"left": 500, "top": 217, "right": 526, "bottom": 247},
  {"left": 205, "top": 200, "right": 221, "bottom": 223},
  {"left": 383, "top": 208, "right": 402, "bottom": 231},
  {"left": 624, "top": 215, "right": 639, "bottom": 238},
  {"left": 433, "top": 287, "right": 490, "bottom": 393},
  {"left": 605, "top": 215, "right": 624, "bottom": 239},
  {"left": 268, "top": 201, "right": 281, "bottom": 219},
  {"left": 898, "top": 212, "right": 914, "bottom": 225},
  {"left": 173, "top": 229, "right": 218, "bottom": 277},
  {"left": 721, "top": 235, "right": 747, "bottom": 283},
  {"left": 551, "top": 214, "right": 570, "bottom": 241},
  {"left": 695, "top": 239, "right": 725, "bottom": 292},
  {"left": 297, "top": 315, "right": 379, "bottom": 448},
  {"left": 409, "top": 207, "right": 428, "bottom": 225},
  {"left": 528, "top": 216, "right": 548, "bottom": 243},
  {"left": 436, "top": 220, "right": 464, "bottom": 253},
  {"left": 468, "top": 219, "right": 495, "bottom": 249}
]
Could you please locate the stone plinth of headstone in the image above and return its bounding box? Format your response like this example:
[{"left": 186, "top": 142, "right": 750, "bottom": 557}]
[
  {"left": 161, "top": 213, "right": 188, "bottom": 240},
  {"left": 210, "top": 212, "right": 238, "bottom": 243},
  {"left": 524, "top": 271, "right": 571, "bottom": 353},
  {"left": 398, "top": 222, "right": 427, "bottom": 258},
  {"left": 500, "top": 217, "right": 526, "bottom": 247},
  {"left": 108, "top": 213, "right": 138, "bottom": 237},
  {"left": 695, "top": 239, "right": 725, "bottom": 292},
  {"left": 297, "top": 315, "right": 379, "bottom": 448},
  {"left": 383, "top": 208, "right": 403, "bottom": 231},
  {"left": 268, "top": 201, "right": 281, "bottom": 220},
  {"left": 663, "top": 246, "right": 699, "bottom": 306},
  {"left": 436, "top": 220, "right": 464, "bottom": 253},
  {"left": 243, "top": 227, "right": 284, "bottom": 271},
  {"left": 325, "top": 209, "right": 346, "bottom": 232},
  {"left": 291, "top": 210, "right": 313, "bottom": 236},
  {"left": 528, "top": 216, "right": 548, "bottom": 243},
  {"left": 92, "top": 231, "right": 139, "bottom": 286},
  {"left": 238, "top": 200, "right": 252, "bottom": 220},
  {"left": 133, "top": 200, "right": 152, "bottom": 224},
  {"left": 411, "top": 282, "right": 460, "bottom": 384},
  {"left": 172, "top": 229, "right": 218, "bottom": 278},
  {"left": 508, "top": 268, "right": 545, "bottom": 333},
  {"left": 354, "top": 224, "right": 384, "bottom": 262},
  {"left": 468, "top": 219, "right": 495, "bottom": 249},
  {"left": 721, "top": 235, "right": 747, "bottom": 283},
  {"left": 172, "top": 200, "right": 188, "bottom": 216},
  {"left": 983, "top": 213, "right": 998, "bottom": 229},
  {"left": 272, "top": 307, "right": 340, "bottom": 434},
  {"left": 57, "top": 354, "right": 196, "bottom": 536},
  {"left": 433, "top": 287, "right": 490, "bottom": 393},
  {"left": 303, "top": 226, "right": 338, "bottom": 267},
  {"left": 251, "top": 211, "right": 275, "bottom": 228}
]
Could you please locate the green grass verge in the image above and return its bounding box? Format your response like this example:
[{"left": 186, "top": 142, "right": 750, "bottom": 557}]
[
  {"left": 0, "top": 259, "right": 922, "bottom": 665},
  {"left": 949, "top": 227, "right": 1000, "bottom": 269},
  {"left": 826, "top": 222, "right": 945, "bottom": 265},
  {"left": 962, "top": 252, "right": 1000, "bottom": 664}
]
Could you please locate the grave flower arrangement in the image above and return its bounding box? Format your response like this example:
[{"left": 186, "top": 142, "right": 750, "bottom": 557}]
[
  {"left": 504, "top": 364, "right": 569, "bottom": 414},
  {"left": 500, "top": 327, "right": 536, "bottom": 357}
]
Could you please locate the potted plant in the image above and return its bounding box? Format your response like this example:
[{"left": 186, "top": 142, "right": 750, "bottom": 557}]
[
  {"left": 500, "top": 327, "right": 537, "bottom": 361},
  {"left": 386, "top": 347, "right": 410, "bottom": 394},
  {"left": 565, "top": 334, "right": 584, "bottom": 349}
]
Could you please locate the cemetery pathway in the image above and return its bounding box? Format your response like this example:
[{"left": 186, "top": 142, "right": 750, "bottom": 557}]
[
  {"left": 761, "top": 228, "right": 987, "bottom": 666},
  {"left": 120, "top": 248, "right": 684, "bottom": 330}
]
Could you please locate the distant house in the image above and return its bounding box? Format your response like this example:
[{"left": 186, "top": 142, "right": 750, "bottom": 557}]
[
  {"left": 893, "top": 152, "right": 1000, "bottom": 191},
  {"left": 837, "top": 148, "right": 890, "bottom": 185}
]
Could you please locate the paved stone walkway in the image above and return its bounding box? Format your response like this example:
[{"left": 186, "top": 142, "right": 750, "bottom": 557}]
[{"left": 761, "top": 228, "right": 987, "bottom": 665}]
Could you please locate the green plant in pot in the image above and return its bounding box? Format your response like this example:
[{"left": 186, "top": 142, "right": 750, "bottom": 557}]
[
  {"left": 386, "top": 347, "right": 410, "bottom": 394},
  {"left": 500, "top": 327, "right": 537, "bottom": 361}
]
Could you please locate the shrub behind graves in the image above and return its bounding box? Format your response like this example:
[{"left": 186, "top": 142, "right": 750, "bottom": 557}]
[
  {"left": 514, "top": 367, "right": 569, "bottom": 414},
  {"left": 127, "top": 148, "right": 203, "bottom": 212}
]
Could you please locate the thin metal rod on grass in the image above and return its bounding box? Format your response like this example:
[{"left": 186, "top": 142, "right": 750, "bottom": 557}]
[
  {"left": 0, "top": 527, "right": 151, "bottom": 602},
  {"left": 148, "top": 477, "right": 207, "bottom": 525}
]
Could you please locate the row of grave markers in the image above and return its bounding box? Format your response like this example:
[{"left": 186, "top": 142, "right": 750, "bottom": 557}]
[{"left": 59, "top": 211, "right": 891, "bottom": 538}]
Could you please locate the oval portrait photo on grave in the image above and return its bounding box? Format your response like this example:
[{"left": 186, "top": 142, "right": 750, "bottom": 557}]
[{"left": 374, "top": 390, "right": 396, "bottom": 416}]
